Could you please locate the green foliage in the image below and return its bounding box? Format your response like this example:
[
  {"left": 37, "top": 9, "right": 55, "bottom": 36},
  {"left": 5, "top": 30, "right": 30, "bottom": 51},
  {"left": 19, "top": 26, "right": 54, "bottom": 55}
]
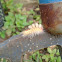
[
  {"left": 1, "top": 0, "right": 7, "bottom": 10},
  {"left": 0, "top": 31, "right": 6, "bottom": 39},
  {"left": 1, "top": 0, "right": 37, "bottom": 38},
  {"left": 29, "top": 48, "right": 61, "bottom": 62},
  {"left": 33, "top": 15, "right": 42, "bottom": 24},
  {"left": 1, "top": 0, "right": 41, "bottom": 38},
  {"left": 42, "top": 48, "right": 61, "bottom": 62},
  {"left": 0, "top": 58, "right": 10, "bottom": 62},
  {"left": 30, "top": 51, "right": 43, "bottom": 62}
]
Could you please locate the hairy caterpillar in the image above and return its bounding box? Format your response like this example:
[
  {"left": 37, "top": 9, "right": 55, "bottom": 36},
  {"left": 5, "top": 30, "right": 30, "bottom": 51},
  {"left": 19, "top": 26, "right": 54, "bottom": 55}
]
[{"left": 22, "top": 23, "right": 44, "bottom": 37}]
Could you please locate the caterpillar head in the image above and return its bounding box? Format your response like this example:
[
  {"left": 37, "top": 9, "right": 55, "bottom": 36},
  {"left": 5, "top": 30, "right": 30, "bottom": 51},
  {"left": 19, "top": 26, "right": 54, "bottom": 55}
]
[{"left": 22, "top": 23, "right": 44, "bottom": 38}]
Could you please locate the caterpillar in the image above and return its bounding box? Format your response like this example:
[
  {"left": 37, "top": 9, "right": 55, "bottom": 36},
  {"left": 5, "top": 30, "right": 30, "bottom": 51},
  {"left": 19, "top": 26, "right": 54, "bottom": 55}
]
[{"left": 22, "top": 23, "right": 44, "bottom": 37}]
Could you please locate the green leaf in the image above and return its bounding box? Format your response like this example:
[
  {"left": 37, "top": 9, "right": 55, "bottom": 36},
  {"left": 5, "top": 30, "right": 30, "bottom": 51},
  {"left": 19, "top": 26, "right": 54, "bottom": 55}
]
[
  {"left": 0, "top": 32, "right": 1, "bottom": 35},
  {"left": 5, "top": 16, "right": 10, "bottom": 21},
  {"left": 16, "top": 21, "right": 21, "bottom": 27},
  {"left": 52, "top": 49, "right": 56, "bottom": 54},
  {"left": 47, "top": 48, "right": 52, "bottom": 54},
  {"left": 30, "top": 10, "right": 35, "bottom": 15},
  {"left": 56, "top": 56, "right": 61, "bottom": 62},
  {"left": 16, "top": 32, "right": 20, "bottom": 35},
  {"left": 8, "top": 12, "right": 14, "bottom": 16},
  {"left": 31, "top": 52, "right": 37, "bottom": 61},
  {"left": 28, "top": 21, "right": 33, "bottom": 25},
  {"left": 15, "top": 3, "right": 23, "bottom": 10},
  {"left": 6, "top": 29, "right": 12, "bottom": 36},
  {"left": 33, "top": 15, "right": 40, "bottom": 19},
  {"left": 27, "top": 11, "right": 31, "bottom": 15},
  {"left": 36, "top": 51, "right": 42, "bottom": 62},
  {"left": 56, "top": 49, "right": 60, "bottom": 56},
  {"left": 22, "top": 22, "right": 28, "bottom": 26},
  {"left": 15, "top": 14, "right": 21, "bottom": 19},
  {"left": 36, "top": 17, "right": 40, "bottom": 21},
  {"left": 0, "top": 31, "right": 6, "bottom": 39},
  {"left": 12, "top": 28, "right": 16, "bottom": 32},
  {"left": 39, "top": 20, "right": 42, "bottom": 24},
  {"left": 18, "top": 27, "right": 21, "bottom": 31},
  {"left": 50, "top": 54, "right": 54, "bottom": 60},
  {"left": 42, "top": 55, "right": 49, "bottom": 62},
  {"left": 9, "top": 21, "right": 14, "bottom": 26},
  {"left": 4, "top": 22, "right": 10, "bottom": 27},
  {"left": 2, "top": 58, "right": 7, "bottom": 62},
  {"left": 13, "top": 33, "right": 17, "bottom": 36}
]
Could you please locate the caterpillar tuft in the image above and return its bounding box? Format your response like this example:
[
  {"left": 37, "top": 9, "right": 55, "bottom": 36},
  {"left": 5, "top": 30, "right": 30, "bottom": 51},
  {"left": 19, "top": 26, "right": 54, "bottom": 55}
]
[{"left": 21, "top": 23, "right": 44, "bottom": 38}]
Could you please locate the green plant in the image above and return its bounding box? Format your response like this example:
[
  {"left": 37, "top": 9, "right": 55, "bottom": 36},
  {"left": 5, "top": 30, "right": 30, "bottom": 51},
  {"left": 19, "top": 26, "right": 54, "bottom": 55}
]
[
  {"left": 29, "top": 48, "right": 61, "bottom": 62},
  {"left": 1, "top": 0, "right": 35, "bottom": 38},
  {"left": 31, "top": 51, "right": 43, "bottom": 62},
  {"left": 0, "top": 58, "right": 10, "bottom": 62},
  {"left": 42, "top": 48, "right": 61, "bottom": 62},
  {"left": 1, "top": 0, "right": 7, "bottom": 10},
  {"left": 1, "top": 0, "right": 42, "bottom": 39},
  {"left": 3, "top": 12, "right": 33, "bottom": 37},
  {"left": 0, "top": 31, "right": 6, "bottom": 39},
  {"left": 33, "top": 15, "right": 42, "bottom": 24}
]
